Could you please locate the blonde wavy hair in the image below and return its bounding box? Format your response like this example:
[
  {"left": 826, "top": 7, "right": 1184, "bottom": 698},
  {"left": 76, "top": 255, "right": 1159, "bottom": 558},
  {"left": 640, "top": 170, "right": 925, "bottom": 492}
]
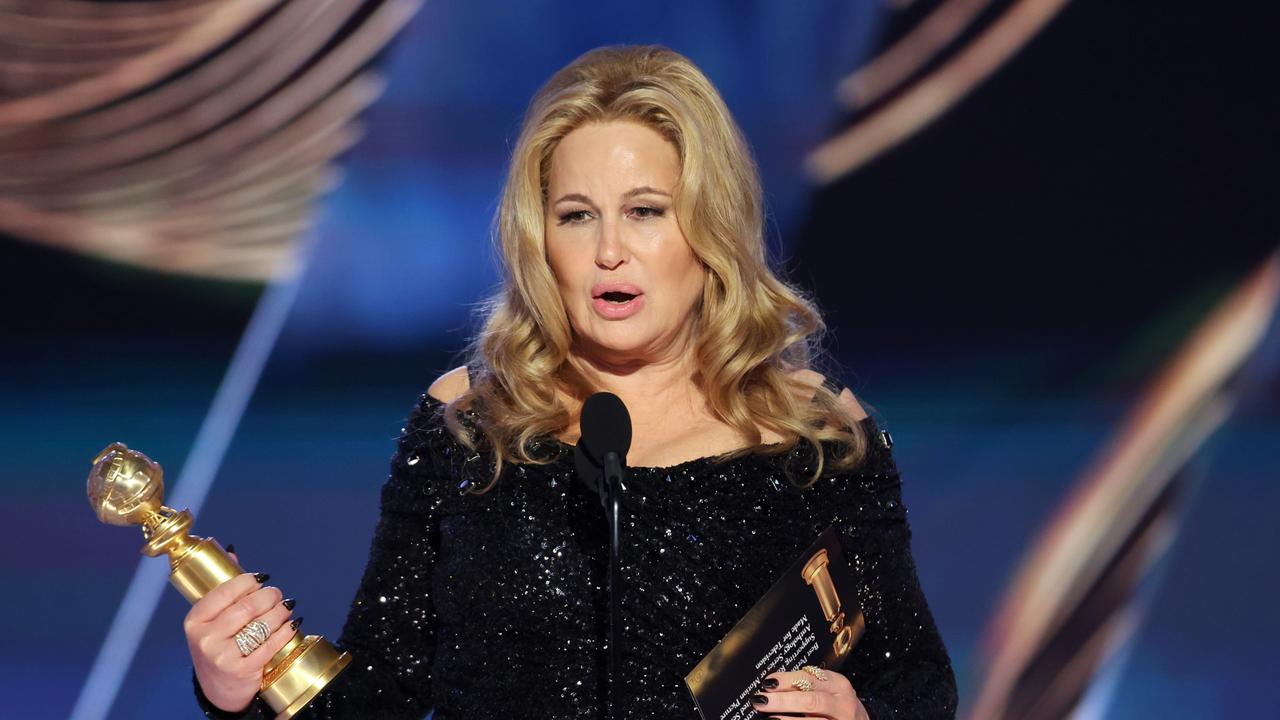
[{"left": 447, "top": 44, "right": 870, "bottom": 489}]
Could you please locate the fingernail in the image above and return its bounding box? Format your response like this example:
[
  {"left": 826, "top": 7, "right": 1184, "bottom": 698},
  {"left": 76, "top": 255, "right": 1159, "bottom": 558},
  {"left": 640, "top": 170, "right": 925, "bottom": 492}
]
[
  {"left": 225, "top": 543, "right": 236, "bottom": 554},
  {"left": 290, "top": 617, "right": 303, "bottom": 631},
  {"left": 750, "top": 694, "right": 768, "bottom": 705},
  {"left": 760, "top": 677, "right": 779, "bottom": 690},
  {"left": 282, "top": 598, "right": 296, "bottom": 611},
  {"left": 253, "top": 572, "right": 269, "bottom": 584}
]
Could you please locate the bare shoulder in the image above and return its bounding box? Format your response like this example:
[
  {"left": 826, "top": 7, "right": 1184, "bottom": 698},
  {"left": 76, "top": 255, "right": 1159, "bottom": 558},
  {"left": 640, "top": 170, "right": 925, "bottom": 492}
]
[
  {"left": 837, "top": 387, "right": 869, "bottom": 421},
  {"left": 427, "top": 365, "right": 471, "bottom": 403},
  {"left": 787, "top": 368, "right": 869, "bottom": 422}
]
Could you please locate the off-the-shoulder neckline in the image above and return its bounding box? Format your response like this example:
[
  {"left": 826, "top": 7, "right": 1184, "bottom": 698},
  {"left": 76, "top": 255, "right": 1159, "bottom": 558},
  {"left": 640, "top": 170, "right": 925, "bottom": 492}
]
[{"left": 419, "top": 393, "right": 881, "bottom": 474}]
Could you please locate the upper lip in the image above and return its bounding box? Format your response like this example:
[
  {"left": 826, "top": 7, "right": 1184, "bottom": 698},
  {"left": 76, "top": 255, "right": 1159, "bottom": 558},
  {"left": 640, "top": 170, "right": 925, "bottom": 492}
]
[{"left": 591, "top": 282, "right": 644, "bottom": 298}]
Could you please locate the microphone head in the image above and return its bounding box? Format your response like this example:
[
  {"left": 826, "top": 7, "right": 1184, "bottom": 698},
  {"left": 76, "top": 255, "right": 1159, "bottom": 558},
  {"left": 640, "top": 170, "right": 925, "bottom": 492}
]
[
  {"left": 578, "top": 392, "right": 632, "bottom": 463},
  {"left": 574, "top": 392, "right": 632, "bottom": 493}
]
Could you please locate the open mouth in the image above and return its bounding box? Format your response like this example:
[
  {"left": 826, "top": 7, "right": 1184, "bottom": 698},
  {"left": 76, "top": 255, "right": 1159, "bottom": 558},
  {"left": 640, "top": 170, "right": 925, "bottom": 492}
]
[
  {"left": 591, "top": 283, "right": 645, "bottom": 318},
  {"left": 599, "top": 291, "right": 638, "bottom": 304}
]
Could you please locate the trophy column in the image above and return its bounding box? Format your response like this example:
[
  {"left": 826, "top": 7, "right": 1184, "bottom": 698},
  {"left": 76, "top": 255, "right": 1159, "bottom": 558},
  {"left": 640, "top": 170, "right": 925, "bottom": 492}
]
[{"left": 88, "top": 442, "right": 351, "bottom": 719}]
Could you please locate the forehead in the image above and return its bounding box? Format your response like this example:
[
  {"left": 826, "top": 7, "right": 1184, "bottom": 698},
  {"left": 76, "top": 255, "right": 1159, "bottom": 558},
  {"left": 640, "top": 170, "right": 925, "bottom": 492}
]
[{"left": 548, "top": 121, "right": 679, "bottom": 191}]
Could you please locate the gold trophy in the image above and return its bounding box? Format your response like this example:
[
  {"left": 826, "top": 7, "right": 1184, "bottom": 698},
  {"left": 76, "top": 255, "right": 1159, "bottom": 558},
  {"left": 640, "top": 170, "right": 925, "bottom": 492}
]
[
  {"left": 802, "top": 548, "right": 865, "bottom": 664},
  {"left": 87, "top": 442, "right": 351, "bottom": 719}
]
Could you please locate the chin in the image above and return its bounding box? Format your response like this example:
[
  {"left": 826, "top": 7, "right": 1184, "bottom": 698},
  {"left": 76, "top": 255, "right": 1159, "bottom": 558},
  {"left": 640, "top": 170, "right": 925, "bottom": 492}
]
[
  {"left": 591, "top": 336, "right": 650, "bottom": 357},
  {"left": 579, "top": 326, "right": 654, "bottom": 358}
]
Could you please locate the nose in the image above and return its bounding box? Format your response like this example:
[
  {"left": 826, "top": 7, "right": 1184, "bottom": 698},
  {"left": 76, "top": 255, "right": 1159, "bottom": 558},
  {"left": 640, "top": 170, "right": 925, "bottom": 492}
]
[{"left": 594, "top": 216, "right": 627, "bottom": 270}]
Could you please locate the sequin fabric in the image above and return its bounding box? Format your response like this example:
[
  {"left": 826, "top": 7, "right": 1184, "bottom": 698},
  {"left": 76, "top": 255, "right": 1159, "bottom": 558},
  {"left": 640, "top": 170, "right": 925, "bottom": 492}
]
[{"left": 196, "top": 392, "right": 956, "bottom": 719}]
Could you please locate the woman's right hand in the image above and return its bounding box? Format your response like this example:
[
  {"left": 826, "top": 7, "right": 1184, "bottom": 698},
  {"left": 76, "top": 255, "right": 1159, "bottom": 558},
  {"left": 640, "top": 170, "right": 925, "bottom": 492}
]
[{"left": 186, "top": 570, "right": 297, "bottom": 713}]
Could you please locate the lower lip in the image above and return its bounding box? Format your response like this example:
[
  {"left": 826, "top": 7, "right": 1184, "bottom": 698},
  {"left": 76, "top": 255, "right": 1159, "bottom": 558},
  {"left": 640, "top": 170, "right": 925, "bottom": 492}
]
[{"left": 592, "top": 294, "right": 645, "bottom": 319}]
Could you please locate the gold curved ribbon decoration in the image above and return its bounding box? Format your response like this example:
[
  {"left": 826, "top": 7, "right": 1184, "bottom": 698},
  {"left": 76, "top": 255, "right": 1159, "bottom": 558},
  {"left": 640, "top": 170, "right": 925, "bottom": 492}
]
[
  {"left": 809, "top": 0, "right": 1074, "bottom": 184},
  {"left": 0, "top": 0, "right": 421, "bottom": 281}
]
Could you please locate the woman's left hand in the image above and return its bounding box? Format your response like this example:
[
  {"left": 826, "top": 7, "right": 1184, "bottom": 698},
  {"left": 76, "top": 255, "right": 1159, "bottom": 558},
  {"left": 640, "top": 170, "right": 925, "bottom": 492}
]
[{"left": 751, "top": 668, "right": 869, "bottom": 720}]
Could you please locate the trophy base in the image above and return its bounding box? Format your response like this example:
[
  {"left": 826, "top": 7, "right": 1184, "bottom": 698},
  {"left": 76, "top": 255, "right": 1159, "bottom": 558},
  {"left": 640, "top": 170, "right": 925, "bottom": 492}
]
[{"left": 259, "top": 633, "right": 352, "bottom": 720}]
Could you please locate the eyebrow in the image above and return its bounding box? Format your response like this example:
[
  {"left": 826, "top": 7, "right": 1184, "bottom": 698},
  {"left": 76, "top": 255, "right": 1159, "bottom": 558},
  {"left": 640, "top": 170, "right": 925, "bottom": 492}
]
[
  {"left": 552, "top": 186, "right": 672, "bottom": 206},
  {"left": 624, "top": 186, "right": 671, "bottom": 199}
]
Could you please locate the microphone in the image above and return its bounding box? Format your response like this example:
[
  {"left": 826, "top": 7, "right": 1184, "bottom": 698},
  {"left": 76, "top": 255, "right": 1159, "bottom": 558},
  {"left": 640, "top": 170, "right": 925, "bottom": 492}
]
[
  {"left": 572, "top": 391, "right": 631, "bottom": 720},
  {"left": 573, "top": 392, "right": 632, "bottom": 495}
]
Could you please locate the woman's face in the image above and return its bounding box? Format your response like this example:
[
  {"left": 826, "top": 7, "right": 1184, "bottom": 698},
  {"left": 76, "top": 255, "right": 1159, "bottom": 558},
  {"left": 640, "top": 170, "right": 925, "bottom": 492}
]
[{"left": 545, "top": 120, "right": 705, "bottom": 366}]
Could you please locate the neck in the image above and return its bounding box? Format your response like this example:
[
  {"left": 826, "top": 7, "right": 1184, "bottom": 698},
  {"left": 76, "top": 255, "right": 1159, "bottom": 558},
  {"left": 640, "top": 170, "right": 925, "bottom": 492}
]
[{"left": 564, "top": 338, "right": 707, "bottom": 436}]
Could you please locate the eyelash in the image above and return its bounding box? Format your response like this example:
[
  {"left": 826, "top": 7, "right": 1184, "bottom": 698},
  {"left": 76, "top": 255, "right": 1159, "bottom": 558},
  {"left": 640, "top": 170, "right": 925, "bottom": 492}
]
[
  {"left": 556, "top": 210, "right": 592, "bottom": 225},
  {"left": 556, "top": 206, "right": 665, "bottom": 225}
]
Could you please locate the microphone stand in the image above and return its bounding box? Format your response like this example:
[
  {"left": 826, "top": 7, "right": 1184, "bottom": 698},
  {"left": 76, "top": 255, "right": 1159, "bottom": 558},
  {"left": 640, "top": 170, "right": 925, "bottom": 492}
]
[{"left": 600, "top": 451, "right": 624, "bottom": 720}]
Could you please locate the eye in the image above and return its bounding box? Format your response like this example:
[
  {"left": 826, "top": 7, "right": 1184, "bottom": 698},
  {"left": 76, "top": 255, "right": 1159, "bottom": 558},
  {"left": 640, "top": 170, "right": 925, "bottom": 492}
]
[
  {"left": 629, "top": 205, "right": 665, "bottom": 220},
  {"left": 556, "top": 210, "right": 593, "bottom": 225}
]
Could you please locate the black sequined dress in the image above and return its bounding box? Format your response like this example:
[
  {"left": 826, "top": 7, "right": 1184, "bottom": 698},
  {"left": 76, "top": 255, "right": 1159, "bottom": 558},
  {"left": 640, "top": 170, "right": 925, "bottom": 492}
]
[{"left": 196, "top": 390, "right": 957, "bottom": 719}]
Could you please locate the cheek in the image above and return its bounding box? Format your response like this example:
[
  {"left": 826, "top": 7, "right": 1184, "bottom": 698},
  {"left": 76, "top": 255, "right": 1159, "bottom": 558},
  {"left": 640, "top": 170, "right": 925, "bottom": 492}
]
[
  {"left": 680, "top": 265, "right": 706, "bottom": 314},
  {"left": 544, "top": 237, "right": 579, "bottom": 292},
  {"left": 663, "top": 245, "right": 705, "bottom": 311}
]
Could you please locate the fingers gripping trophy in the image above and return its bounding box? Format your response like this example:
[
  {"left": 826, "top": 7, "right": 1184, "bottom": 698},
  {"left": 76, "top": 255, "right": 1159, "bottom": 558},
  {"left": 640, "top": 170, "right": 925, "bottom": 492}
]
[{"left": 87, "top": 443, "right": 351, "bottom": 719}]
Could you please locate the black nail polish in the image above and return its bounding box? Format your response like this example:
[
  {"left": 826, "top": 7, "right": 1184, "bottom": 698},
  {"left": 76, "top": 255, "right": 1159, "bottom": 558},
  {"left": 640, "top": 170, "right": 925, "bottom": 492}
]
[
  {"left": 760, "top": 677, "right": 779, "bottom": 690},
  {"left": 253, "top": 572, "right": 269, "bottom": 584},
  {"left": 225, "top": 543, "right": 236, "bottom": 554},
  {"left": 282, "top": 598, "right": 296, "bottom": 611},
  {"left": 750, "top": 694, "right": 768, "bottom": 705},
  {"left": 290, "top": 617, "right": 303, "bottom": 631}
]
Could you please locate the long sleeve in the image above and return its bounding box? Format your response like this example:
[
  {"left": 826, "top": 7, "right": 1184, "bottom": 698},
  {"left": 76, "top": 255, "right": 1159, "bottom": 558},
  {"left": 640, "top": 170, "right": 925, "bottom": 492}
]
[
  {"left": 830, "top": 439, "right": 958, "bottom": 719},
  {"left": 194, "top": 397, "right": 443, "bottom": 720}
]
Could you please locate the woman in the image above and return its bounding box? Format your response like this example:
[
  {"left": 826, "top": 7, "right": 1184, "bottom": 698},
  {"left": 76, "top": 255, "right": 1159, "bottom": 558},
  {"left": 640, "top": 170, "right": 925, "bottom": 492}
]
[{"left": 189, "top": 45, "right": 957, "bottom": 719}]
